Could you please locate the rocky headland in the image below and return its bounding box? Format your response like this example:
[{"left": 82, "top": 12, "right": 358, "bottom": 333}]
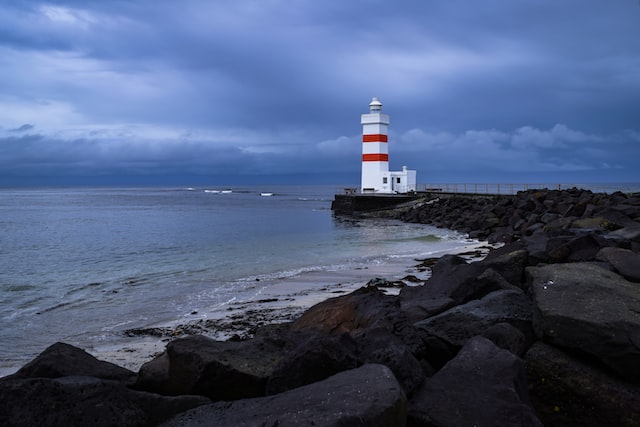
[{"left": 2, "top": 188, "right": 640, "bottom": 426}]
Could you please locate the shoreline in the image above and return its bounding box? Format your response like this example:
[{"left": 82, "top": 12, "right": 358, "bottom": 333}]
[
  {"left": 0, "top": 238, "right": 489, "bottom": 378},
  {"left": 73, "top": 241, "right": 492, "bottom": 375}
]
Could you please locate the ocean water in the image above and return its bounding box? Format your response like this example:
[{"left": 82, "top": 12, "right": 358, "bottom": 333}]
[{"left": 0, "top": 185, "right": 475, "bottom": 374}]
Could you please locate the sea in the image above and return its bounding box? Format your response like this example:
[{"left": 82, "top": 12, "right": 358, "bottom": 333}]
[{"left": 0, "top": 185, "right": 482, "bottom": 375}]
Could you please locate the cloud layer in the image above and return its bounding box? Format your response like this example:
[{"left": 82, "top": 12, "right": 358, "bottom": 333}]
[{"left": 1, "top": 0, "right": 639, "bottom": 185}]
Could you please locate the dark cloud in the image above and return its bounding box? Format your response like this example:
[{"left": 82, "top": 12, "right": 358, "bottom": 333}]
[
  {"left": 9, "top": 124, "right": 34, "bottom": 132},
  {"left": 0, "top": 0, "right": 639, "bottom": 185}
]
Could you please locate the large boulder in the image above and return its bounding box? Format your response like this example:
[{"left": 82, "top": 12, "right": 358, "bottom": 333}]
[
  {"left": 407, "top": 336, "right": 542, "bottom": 427},
  {"left": 5, "top": 342, "right": 135, "bottom": 383},
  {"left": 404, "top": 255, "right": 489, "bottom": 302},
  {"left": 592, "top": 208, "right": 638, "bottom": 229},
  {"left": 525, "top": 341, "right": 640, "bottom": 427},
  {"left": 291, "top": 285, "right": 404, "bottom": 334},
  {"left": 571, "top": 216, "right": 612, "bottom": 230},
  {"left": 521, "top": 234, "right": 554, "bottom": 265},
  {"left": 400, "top": 255, "right": 516, "bottom": 322},
  {"left": 481, "top": 322, "right": 528, "bottom": 357},
  {"left": 136, "top": 334, "right": 285, "bottom": 400},
  {"left": 596, "top": 246, "right": 640, "bottom": 282},
  {"left": 544, "top": 216, "right": 578, "bottom": 234},
  {"left": 0, "top": 375, "right": 209, "bottom": 427},
  {"left": 605, "top": 223, "right": 640, "bottom": 242},
  {"left": 352, "top": 327, "right": 425, "bottom": 397},
  {"left": 479, "top": 245, "right": 529, "bottom": 286},
  {"left": 527, "top": 262, "right": 640, "bottom": 381},
  {"left": 265, "top": 331, "right": 358, "bottom": 395},
  {"left": 161, "top": 364, "right": 407, "bottom": 427},
  {"left": 605, "top": 223, "right": 640, "bottom": 252},
  {"left": 399, "top": 293, "right": 455, "bottom": 324},
  {"left": 546, "top": 234, "right": 609, "bottom": 263},
  {"left": 0, "top": 342, "right": 209, "bottom": 426},
  {"left": 414, "top": 289, "right": 534, "bottom": 349}
]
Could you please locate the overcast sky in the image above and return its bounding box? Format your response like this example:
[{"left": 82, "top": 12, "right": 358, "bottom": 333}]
[{"left": 1, "top": 0, "right": 639, "bottom": 186}]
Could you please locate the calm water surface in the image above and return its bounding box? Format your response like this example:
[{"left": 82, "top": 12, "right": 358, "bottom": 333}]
[{"left": 0, "top": 185, "right": 474, "bottom": 373}]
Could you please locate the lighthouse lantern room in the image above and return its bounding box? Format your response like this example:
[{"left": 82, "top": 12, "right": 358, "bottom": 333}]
[{"left": 360, "top": 97, "right": 416, "bottom": 194}]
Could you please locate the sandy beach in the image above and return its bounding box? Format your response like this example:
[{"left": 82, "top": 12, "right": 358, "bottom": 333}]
[{"left": 84, "top": 242, "right": 492, "bottom": 374}]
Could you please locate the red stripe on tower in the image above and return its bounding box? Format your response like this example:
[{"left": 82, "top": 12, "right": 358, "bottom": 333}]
[
  {"left": 362, "top": 134, "right": 388, "bottom": 142},
  {"left": 362, "top": 153, "right": 389, "bottom": 162}
]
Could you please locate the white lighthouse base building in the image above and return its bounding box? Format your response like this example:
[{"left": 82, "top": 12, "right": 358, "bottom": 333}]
[
  {"left": 390, "top": 166, "right": 417, "bottom": 194},
  {"left": 360, "top": 98, "right": 416, "bottom": 194},
  {"left": 363, "top": 166, "right": 417, "bottom": 194}
]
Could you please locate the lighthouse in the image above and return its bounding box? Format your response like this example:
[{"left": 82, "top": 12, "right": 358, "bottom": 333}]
[{"left": 360, "top": 97, "right": 416, "bottom": 194}]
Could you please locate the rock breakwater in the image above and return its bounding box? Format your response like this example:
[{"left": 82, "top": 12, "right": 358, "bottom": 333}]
[{"left": 1, "top": 188, "right": 639, "bottom": 426}]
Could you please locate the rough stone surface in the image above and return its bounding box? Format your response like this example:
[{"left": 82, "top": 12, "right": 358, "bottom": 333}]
[
  {"left": 414, "top": 289, "right": 534, "bottom": 348},
  {"left": 525, "top": 341, "right": 640, "bottom": 427},
  {"left": 480, "top": 247, "right": 529, "bottom": 286},
  {"left": 401, "top": 255, "right": 492, "bottom": 306},
  {"left": 606, "top": 224, "right": 640, "bottom": 241},
  {"left": 596, "top": 246, "right": 640, "bottom": 282},
  {"left": 399, "top": 256, "right": 517, "bottom": 322},
  {"left": 481, "top": 321, "right": 528, "bottom": 357},
  {"left": 407, "top": 336, "right": 542, "bottom": 427},
  {"left": 137, "top": 334, "right": 286, "bottom": 400},
  {"left": 265, "top": 331, "right": 358, "bottom": 395},
  {"left": 135, "top": 350, "right": 170, "bottom": 392},
  {"left": 160, "top": 364, "right": 407, "bottom": 427},
  {"left": 291, "top": 285, "right": 404, "bottom": 334},
  {"left": 399, "top": 293, "right": 455, "bottom": 323},
  {"left": 0, "top": 375, "right": 209, "bottom": 427},
  {"left": 527, "top": 262, "right": 640, "bottom": 380},
  {"left": 546, "top": 234, "right": 610, "bottom": 263},
  {"left": 521, "top": 234, "right": 553, "bottom": 265},
  {"left": 6, "top": 342, "right": 135, "bottom": 383},
  {"left": 353, "top": 327, "right": 425, "bottom": 397}
]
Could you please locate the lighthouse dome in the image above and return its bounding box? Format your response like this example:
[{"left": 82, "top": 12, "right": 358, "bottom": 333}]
[{"left": 369, "top": 97, "right": 382, "bottom": 112}]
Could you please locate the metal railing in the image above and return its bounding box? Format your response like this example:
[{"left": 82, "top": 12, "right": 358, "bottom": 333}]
[
  {"left": 340, "top": 184, "right": 639, "bottom": 196},
  {"left": 418, "top": 183, "right": 554, "bottom": 195},
  {"left": 416, "top": 183, "right": 639, "bottom": 195}
]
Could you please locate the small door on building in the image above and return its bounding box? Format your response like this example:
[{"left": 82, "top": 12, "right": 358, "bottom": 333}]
[{"left": 392, "top": 176, "right": 402, "bottom": 193}]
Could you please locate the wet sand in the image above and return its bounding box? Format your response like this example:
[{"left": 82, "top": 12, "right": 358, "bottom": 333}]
[{"left": 87, "top": 241, "right": 492, "bottom": 373}]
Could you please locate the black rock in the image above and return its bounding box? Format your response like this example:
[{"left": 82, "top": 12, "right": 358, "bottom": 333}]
[
  {"left": 291, "top": 285, "right": 404, "bottom": 334},
  {"left": 414, "top": 289, "right": 534, "bottom": 349},
  {"left": 353, "top": 327, "right": 426, "bottom": 397},
  {"left": 265, "top": 331, "right": 358, "bottom": 395},
  {"left": 399, "top": 255, "right": 512, "bottom": 322},
  {"left": 528, "top": 262, "right": 640, "bottom": 381},
  {"left": 407, "top": 336, "right": 542, "bottom": 427},
  {"left": 161, "top": 364, "right": 407, "bottom": 427},
  {"left": 546, "top": 234, "right": 609, "bottom": 263},
  {"left": 5, "top": 342, "right": 135, "bottom": 383},
  {"left": 480, "top": 245, "right": 529, "bottom": 286},
  {"left": 596, "top": 246, "right": 640, "bottom": 282},
  {"left": 525, "top": 341, "right": 640, "bottom": 427},
  {"left": 136, "top": 334, "right": 285, "bottom": 400},
  {"left": 0, "top": 375, "right": 208, "bottom": 427},
  {"left": 481, "top": 322, "right": 528, "bottom": 357}
]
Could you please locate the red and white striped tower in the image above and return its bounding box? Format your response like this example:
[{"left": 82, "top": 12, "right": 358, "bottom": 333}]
[{"left": 361, "top": 97, "right": 391, "bottom": 193}]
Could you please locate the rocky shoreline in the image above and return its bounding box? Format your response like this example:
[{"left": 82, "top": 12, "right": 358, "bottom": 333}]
[{"left": 2, "top": 188, "right": 640, "bottom": 426}]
